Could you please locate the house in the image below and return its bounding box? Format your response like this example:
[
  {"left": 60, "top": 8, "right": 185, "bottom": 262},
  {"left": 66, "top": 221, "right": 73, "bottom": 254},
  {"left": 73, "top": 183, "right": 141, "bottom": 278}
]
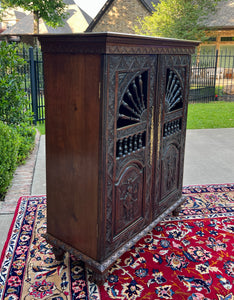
[
  {"left": 1, "top": 0, "right": 233, "bottom": 52},
  {"left": 86, "top": 0, "right": 233, "bottom": 83},
  {"left": 200, "top": 0, "right": 234, "bottom": 54},
  {"left": 0, "top": 7, "right": 29, "bottom": 35},
  {"left": 0, "top": 0, "right": 92, "bottom": 43},
  {"left": 86, "top": 0, "right": 234, "bottom": 55},
  {"left": 86, "top": 0, "right": 160, "bottom": 34}
]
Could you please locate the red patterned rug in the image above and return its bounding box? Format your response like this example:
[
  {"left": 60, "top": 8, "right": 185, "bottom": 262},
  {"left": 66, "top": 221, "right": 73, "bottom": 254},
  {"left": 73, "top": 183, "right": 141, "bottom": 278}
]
[{"left": 1, "top": 184, "right": 234, "bottom": 300}]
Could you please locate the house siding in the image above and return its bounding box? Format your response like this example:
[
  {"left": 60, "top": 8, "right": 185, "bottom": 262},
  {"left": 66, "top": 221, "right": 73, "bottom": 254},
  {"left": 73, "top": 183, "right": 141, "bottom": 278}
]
[
  {"left": 201, "top": 0, "right": 234, "bottom": 53},
  {"left": 91, "top": 0, "right": 151, "bottom": 34},
  {"left": 203, "top": 29, "right": 234, "bottom": 54}
]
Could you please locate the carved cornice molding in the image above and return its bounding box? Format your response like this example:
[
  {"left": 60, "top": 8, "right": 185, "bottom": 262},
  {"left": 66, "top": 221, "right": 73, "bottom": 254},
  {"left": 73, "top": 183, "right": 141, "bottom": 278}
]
[
  {"left": 41, "top": 42, "right": 195, "bottom": 55},
  {"left": 39, "top": 33, "right": 198, "bottom": 55},
  {"left": 106, "top": 45, "right": 195, "bottom": 55}
]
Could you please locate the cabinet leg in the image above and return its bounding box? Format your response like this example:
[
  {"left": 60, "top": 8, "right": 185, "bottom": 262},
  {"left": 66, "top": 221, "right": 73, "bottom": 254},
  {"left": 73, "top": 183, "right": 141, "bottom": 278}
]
[
  {"left": 52, "top": 246, "right": 65, "bottom": 261},
  {"left": 172, "top": 204, "right": 182, "bottom": 216},
  {"left": 172, "top": 197, "right": 186, "bottom": 216},
  {"left": 89, "top": 269, "right": 109, "bottom": 285}
]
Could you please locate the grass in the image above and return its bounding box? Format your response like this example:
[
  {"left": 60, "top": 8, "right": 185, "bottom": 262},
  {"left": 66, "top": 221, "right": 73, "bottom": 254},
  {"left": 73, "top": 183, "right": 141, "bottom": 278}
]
[
  {"left": 187, "top": 101, "right": 234, "bottom": 129},
  {"left": 36, "top": 122, "right": 45, "bottom": 135},
  {"left": 34, "top": 101, "right": 234, "bottom": 133}
]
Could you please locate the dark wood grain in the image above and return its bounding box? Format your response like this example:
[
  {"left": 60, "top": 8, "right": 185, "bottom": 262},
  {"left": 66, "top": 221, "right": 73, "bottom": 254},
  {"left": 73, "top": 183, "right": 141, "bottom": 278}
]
[{"left": 44, "top": 53, "right": 101, "bottom": 259}]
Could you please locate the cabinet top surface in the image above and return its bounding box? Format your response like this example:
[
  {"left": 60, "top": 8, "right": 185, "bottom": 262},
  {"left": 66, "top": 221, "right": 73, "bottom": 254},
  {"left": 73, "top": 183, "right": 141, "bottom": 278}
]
[{"left": 38, "top": 32, "right": 199, "bottom": 55}]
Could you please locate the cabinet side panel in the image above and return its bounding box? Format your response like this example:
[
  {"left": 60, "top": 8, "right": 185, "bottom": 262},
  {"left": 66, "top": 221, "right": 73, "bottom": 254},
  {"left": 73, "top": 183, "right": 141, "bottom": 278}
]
[{"left": 44, "top": 53, "right": 101, "bottom": 260}]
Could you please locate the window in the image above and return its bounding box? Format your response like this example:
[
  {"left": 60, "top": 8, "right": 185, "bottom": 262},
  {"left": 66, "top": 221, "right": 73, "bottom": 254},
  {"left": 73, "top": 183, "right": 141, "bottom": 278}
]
[
  {"left": 221, "top": 37, "right": 234, "bottom": 42},
  {"left": 207, "top": 37, "right": 216, "bottom": 42}
]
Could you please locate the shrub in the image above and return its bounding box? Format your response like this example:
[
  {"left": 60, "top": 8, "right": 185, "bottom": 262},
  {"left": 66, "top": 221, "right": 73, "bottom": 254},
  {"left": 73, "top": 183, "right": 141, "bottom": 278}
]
[
  {"left": 0, "top": 42, "right": 36, "bottom": 199},
  {"left": 14, "top": 123, "right": 36, "bottom": 164},
  {"left": 0, "top": 121, "right": 20, "bottom": 200},
  {"left": 0, "top": 41, "right": 33, "bottom": 126}
]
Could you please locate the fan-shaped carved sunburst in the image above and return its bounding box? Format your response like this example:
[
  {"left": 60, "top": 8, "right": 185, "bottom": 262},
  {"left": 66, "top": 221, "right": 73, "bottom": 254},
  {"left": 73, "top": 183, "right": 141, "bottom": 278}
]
[
  {"left": 165, "top": 70, "right": 183, "bottom": 112},
  {"left": 117, "top": 71, "right": 148, "bottom": 128}
]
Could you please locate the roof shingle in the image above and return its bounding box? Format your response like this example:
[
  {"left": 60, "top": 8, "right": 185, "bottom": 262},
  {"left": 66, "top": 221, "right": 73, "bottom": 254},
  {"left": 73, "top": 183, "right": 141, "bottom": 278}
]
[{"left": 202, "top": 0, "right": 234, "bottom": 28}]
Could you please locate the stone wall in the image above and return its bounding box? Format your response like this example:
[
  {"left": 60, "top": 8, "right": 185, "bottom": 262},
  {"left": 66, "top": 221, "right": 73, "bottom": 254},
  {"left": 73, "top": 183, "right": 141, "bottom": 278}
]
[{"left": 91, "top": 0, "right": 151, "bottom": 34}]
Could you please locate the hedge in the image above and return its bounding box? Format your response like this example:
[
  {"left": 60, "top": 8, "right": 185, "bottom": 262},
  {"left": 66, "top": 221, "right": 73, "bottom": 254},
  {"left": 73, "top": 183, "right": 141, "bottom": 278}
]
[
  {"left": 0, "top": 42, "right": 36, "bottom": 200},
  {"left": 15, "top": 124, "right": 36, "bottom": 164},
  {"left": 0, "top": 121, "right": 20, "bottom": 200}
]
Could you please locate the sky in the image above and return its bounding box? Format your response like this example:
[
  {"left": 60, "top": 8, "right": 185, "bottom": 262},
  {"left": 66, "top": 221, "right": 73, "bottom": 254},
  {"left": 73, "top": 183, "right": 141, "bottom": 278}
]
[{"left": 74, "top": 0, "right": 107, "bottom": 18}]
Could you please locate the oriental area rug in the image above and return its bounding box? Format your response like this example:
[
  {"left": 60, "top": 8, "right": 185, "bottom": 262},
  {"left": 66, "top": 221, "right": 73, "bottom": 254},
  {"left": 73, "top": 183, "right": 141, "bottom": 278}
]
[{"left": 1, "top": 184, "right": 234, "bottom": 300}]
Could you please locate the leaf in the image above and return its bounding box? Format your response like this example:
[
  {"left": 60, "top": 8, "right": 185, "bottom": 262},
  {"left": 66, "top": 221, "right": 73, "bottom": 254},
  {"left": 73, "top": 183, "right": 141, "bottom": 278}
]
[
  {"left": 209, "top": 266, "right": 222, "bottom": 273},
  {"left": 134, "top": 0, "right": 226, "bottom": 41},
  {"left": 183, "top": 251, "right": 198, "bottom": 262},
  {"left": 147, "top": 278, "right": 156, "bottom": 287},
  {"left": 159, "top": 250, "right": 169, "bottom": 255}
]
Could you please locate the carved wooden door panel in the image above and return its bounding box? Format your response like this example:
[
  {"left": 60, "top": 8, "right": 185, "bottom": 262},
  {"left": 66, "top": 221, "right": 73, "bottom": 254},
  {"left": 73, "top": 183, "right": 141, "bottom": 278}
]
[
  {"left": 153, "top": 55, "right": 191, "bottom": 218},
  {"left": 100, "top": 55, "right": 157, "bottom": 260}
]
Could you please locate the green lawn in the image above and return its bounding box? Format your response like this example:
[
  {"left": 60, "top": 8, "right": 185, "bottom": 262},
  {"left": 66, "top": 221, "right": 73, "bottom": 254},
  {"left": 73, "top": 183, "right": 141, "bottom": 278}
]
[
  {"left": 187, "top": 101, "right": 234, "bottom": 129},
  {"left": 36, "top": 122, "right": 45, "bottom": 135},
  {"left": 35, "top": 101, "right": 234, "bottom": 133}
]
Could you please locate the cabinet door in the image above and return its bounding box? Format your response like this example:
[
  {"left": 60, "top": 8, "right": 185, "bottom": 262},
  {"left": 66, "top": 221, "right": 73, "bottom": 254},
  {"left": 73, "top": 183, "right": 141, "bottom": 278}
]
[
  {"left": 152, "top": 55, "right": 191, "bottom": 218},
  {"left": 100, "top": 55, "right": 157, "bottom": 260}
]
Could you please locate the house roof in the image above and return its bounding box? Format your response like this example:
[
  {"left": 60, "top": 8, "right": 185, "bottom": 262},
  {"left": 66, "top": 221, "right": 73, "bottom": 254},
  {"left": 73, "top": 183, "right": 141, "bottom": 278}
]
[
  {"left": 202, "top": 0, "right": 234, "bottom": 29},
  {"left": 63, "top": 0, "right": 77, "bottom": 4},
  {"left": 141, "top": 0, "right": 160, "bottom": 11},
  {"left": 86, "top": 0, "right": 159, "bottom": 32},
  {"left": 1, "top": 1, "right": 92, "bottom": 35},
  {"left": 79, "top": 7, "right": 93, "bottom": 25},
  {"left": 1, "top": 7, "right": 30, "bottom": 22}
]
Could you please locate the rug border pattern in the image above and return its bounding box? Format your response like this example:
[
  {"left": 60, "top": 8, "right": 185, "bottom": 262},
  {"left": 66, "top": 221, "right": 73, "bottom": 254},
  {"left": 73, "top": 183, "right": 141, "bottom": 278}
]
[{"left": 0, "top": 197, "right": 27, "bottom": 298}]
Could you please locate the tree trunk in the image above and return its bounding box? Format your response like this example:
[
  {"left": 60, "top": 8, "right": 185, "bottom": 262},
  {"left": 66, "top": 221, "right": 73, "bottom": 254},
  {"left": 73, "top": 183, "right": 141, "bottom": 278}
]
[
  {"left": 33, "top": 10, "right": 39, "bottom": 34},
  {"left": 33, "top": 10, "right": 40, "bottom": 46}
]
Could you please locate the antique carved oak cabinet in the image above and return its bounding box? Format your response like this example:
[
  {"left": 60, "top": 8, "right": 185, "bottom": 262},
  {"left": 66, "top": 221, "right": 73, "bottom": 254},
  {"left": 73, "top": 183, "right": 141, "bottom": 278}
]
[{"left": 39, "top": 33, "right": 198, "bottom": 283}]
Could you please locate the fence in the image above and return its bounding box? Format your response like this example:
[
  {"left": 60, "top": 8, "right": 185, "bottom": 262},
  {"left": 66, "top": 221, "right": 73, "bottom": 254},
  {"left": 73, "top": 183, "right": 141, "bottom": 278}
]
[
  {"left": 190, "top": 49, "right": 234, "bottom": 102},
  {"left": 18, "top": 46, "right": 44, "bottom": 124},
  {"left": 16, "top": 46, "right": 234, "bottom": 123}
]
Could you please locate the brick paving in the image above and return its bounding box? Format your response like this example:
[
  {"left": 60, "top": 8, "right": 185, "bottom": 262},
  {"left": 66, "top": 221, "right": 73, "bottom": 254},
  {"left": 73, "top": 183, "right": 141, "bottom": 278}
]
[{"left": 0, "top": 131, "right": 40, "bottom": 214}]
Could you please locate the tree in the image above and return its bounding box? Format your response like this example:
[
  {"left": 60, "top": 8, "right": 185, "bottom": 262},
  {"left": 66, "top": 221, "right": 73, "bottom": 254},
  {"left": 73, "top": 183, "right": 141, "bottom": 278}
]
[
  {"left": 135, "top": 0, "right": 225, "bottom": 41},
  {"left": 0, "top": 42, "right": 32, "bottom": 126},
  {"left": 1, "top": 0, "right": 67, "bottom": 34}
]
